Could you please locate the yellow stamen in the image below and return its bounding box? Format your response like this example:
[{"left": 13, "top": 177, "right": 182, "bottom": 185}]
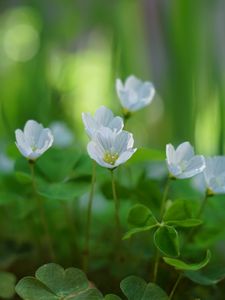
[{"left": 103, "top": 152, "right": 119, "bottom": 165}]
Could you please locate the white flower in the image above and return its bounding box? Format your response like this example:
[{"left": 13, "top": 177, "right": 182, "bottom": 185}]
[
  {"left": 87, "top": 127, "right": 136, "bottom": 169},
  {"left": 116, "top": 75, "right": 155, "bottom": 112},
  {"left": 166, "top": 142, "right": 205, "bottom": 179},
  {"left": 203, "top": 156, "right": 225, "bottom": 195},
  {"left": 82, "top": 106, "right": 123, "bottom": 139},
  {"left": 15, "top": 120, "right": 54, "bottom": 160},
  {"left": 50, "top": 121, "right": 74, "bottom": 148}
]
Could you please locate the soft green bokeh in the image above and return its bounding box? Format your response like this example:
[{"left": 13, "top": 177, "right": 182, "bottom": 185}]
[{"left": 0, "top": 0, "right": 224, "bottom": 155}]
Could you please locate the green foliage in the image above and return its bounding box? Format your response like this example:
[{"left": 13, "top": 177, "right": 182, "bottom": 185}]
[
  {"left": 163, "top": 250, "right": 211, "bottom": 271},
  {"left": 37, "top": 148, "right": 81, "bottom": 182},
  {"left": 37, "top": 181, "right": 89, "bottom": 201},
  {"left": 185, "top": 265, "right": 225, "bottom": 286},
  {"left": 120, "top": 276, "right": 168, "bottom": 300},
  {"left": 123, "top": 204, "right": 158, "bottom": 239},
  {"left": 0, "top": 271, "right": 16, "bottom": 299},
  {"left": 154, "top": 225, "right": 180, "bottom": 257},
  {"left": 128, "top": 204, "right": 157, "bottom": 227},
  {"left": 15, "top": 263, "right": 103, "bottom": 300},
  {"left": 128, "top": 148, "right": 165, "bottom": 164}
]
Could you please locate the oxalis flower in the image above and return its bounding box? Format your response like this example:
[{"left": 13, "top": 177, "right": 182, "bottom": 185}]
[
  {"left": 82, "top": 106, "right": 123, "bottom": 139},
  {"left": 15, "top": 120, "right": 54, "bottom": 161},
  {"left": 202, "top": 156, "right": 225, "bottom": 195},
  {"left": 166, "top": 141, "right": 205, "bottom": 179},
  {"left": 116, "top": 75, "right": 155, "bottom": 112},
  {"left": 87, "top": 127, "right": 136, "bottom": 169}
]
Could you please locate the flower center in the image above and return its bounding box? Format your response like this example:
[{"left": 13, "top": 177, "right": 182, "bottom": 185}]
[
  {"left": 31, "top": 145, "right": 37, "bottom": 151},
  {"left": 103, "top": 152, "right": 119, "bottom": 165}
]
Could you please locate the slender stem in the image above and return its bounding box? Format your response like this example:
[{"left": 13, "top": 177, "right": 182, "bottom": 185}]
[
  {"left": 153, "top": 177, "right": 171, "bottom": 282},
  {"left": 153, "top": 250, "right": 160, "bottom": 283},
  {"left": 111, "top": 169, "right": 121, "bottom": 241},
  {"left": 29, "top": 161, "right": 56, "bottom": 261},
  {"left": 169, "top": 273, "right": 182, "bottom": 300},
  {"left": 196, "top": 192, "right": 209, "bottom": 219},
  {"left": 185, "top": 191, "right": 209, "bottom": 244},
  {"left": 83, "top": 160, "right": 96, "bottom": 272},
  {"left": 160, "top": 177, "right": 171, "bottom": 219}
]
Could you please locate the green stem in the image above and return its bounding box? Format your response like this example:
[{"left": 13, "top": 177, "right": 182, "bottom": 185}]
[
  {"left": 29, "top": 161, "right": 56, "bottom": 261},
  {"left": 153, "top": 250, "right": 160, "bottom": 283},
  {"left": 111, "top": 169, "right": 121, "bottom": 241},
  {"left": 196, "top": 192, "right": 209, "bottom": 219},
  {"left": 160, "top": 177, "right": 171, "bottom": 219},
  {"left": 169, "top": 273, "right": 182, "bottom": 300},
  {"left": 153, "top": 177, "right": 171, "bottom": 282},
  {"left": 83, "top": 160, "right": 96, "bottom": 272},
  {"left": 185, "top": 191, "right": 209, "bottom": 244}
]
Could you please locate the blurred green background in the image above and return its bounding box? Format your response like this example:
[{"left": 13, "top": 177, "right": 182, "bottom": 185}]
[{"left": 0, "top": 0, "right": 224, "bottom": 154}]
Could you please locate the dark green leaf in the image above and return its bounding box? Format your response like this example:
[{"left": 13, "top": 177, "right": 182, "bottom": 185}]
[
  {"left": 163, "top": 199, "right": 199, "bottom": 222},
  {"left": 123, "top": 225, "right": 157, "bottom": 240},
  {"left": 185, "top": 265, "right": 225, "bottom": 285},
  {"left": 37, "top": 148, "right": 81, "bottom": 182},
  {"left": 128, "top": 204, "right": 157, "bottom": 227},
  {"left": 154, "top": 225, "right": 180, "bottom": 257},
  {"left": 120, "top": 276, "right": 168, "bottom": 300},
  {"left": 37, "top": 181, "right": 88, "bottom": 200},
  {"left": 163, "top": 250, "right": 211, "bottom": 271},
  {"left": 16, "top": 277, "right": 57, "bottom": 300},
  {"left": 15, "top": 263, "right": 103, "bottom": 300}
]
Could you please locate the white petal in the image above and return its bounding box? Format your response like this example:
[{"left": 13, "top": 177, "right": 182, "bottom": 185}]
[
  {"left": 37, "top": 128, "right": 54, "bottom": 152},
  {"left": 125, "top": 75, "right": 142, "bottom": 90},
  {"left": 15, "top": 129, "right": 30, "bottom": 151},
  {"left": 139, "top": 82, "right": 155, "bottom": 99},
  {"left": 87, "top": 141, "right": 113, "bottom": 168},
  {"left": 116, "top": 78, "right": 124, "bottom": 92},
  {"left": 166, "top": 161, "right": 182, "bottom": 178},
  {"left": 108, "top": 116, "right": 124, "bottom": 132},
  {"left": 115, "top": 149, "right": 137, "bottom": 166},
  {"left": 209, "top": 172, "right": 225, "bottom": 194},
  {"left": 166, "top": 144, "right": 176, "bottom": 165},
  {"left": 94, "top": 127, "right": 116, "bottom": 153},
  {"left": 15, "top": 129, "right": 33, "bottom": 158},
  {"left": 24, "top": 120, "right": 44, "bottom": 146},
  {"left": 15, "top": 142, "right": 32, "bottom": 158},
  {"left": 114, "top": 131, "right": 134, "bottom": 154},
  {"left": 82, "top": 112, "right": 97, "bottom": 138},
  {"left": 175, "top": 142, "right": 194, "bottom": 163},
  {"left": 179, "top": 155, "right": 205, "bottom": 179},
  {"left": 94, "top": 106, "right": 114, "bottom": 127}
]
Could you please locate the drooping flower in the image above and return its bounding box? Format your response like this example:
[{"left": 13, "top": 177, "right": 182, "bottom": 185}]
[
  {"left": 87, "top": 127, "right": 136, "bottom": 169},
  {"left": 82, "top": 106, "right": 123, "bottom": 139},
  {"left": 15, "top": 120, "right": 54, "bottom": 160},
  {"left": 116, "top": 75, "right": 155, "bottom": 112},
  {"left": 166, "top": 142, "right": 205, "bottom": 179},
  {"left": 202, "top": 156, "right": 225, "bottom": 195}
]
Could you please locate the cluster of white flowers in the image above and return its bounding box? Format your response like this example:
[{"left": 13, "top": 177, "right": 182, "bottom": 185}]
[
  {"left": 81, "top": 75, "right": 155, "bottom": 168},
  {"left": 15, "top": 75, "right": 153, "bottom": 165},
  {"left": 166, "top": 141, "right": 225, "bottom": 195},
  {"left": 82, "top": 106, "right": 136, "bottom": 169},
  {"left": 14, "top": 74, "right": 225, "bottom": 196}
]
